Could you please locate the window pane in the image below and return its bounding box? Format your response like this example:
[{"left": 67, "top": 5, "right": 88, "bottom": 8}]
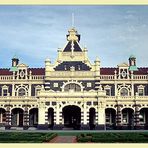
[
  {"left": 120, "top": 88, "right": 128, "bottom": 96},
  {"left": 139, "top": 89, "right": 144, "bottom": 96},
  {"left": 106, "top": 89, "right": 111, "bottom": 96},
  {"left": 64, "top": 83, "right": 81, "bottom": 92},
  {"left": 3, "top": 89, "right": 8, "bottom": 96},
  {"left": 18, "top": 88, "right": 26, "bottom": 96}
]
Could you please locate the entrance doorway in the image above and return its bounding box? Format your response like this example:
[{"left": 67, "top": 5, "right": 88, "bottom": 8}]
[{"left": 62, "top": 105, "right": 81, "bottom": 129}]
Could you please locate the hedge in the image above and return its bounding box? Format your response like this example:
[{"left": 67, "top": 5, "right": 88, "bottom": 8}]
[
  {"left": 0, "top": 132, "right": 57, "bottom": 143},
  {"left": 77, "top": 132, "right": 148, "bottom": 143}
]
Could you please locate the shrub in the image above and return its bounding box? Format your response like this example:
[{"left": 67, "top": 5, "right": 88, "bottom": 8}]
[{"left": 78, "top": 136, "right": 92, "bottom": 143}]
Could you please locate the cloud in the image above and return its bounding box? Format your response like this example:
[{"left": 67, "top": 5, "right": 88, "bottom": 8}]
[{"left": 0, "top": 5, "right": 148, "bottom": 68}]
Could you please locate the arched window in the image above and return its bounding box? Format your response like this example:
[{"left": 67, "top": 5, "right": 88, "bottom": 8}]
[
  {"left": 64, "top": 83, "right": 81, "bottom": 92},
  {"left": 18, "top": 88, "right": 26, "bottom": 96},
  {"left": 120, "top": 88, "right": 128, "bottom": 96}
]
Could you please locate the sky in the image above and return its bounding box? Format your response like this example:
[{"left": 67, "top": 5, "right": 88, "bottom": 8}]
[{"left": 0, "top": 5, "right": 148, "bottom": 68}]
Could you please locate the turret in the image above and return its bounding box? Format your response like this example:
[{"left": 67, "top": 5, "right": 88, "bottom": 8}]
[
  {"left": 12, "top": 56, "right": 19, "bottom": 67},
  {"left": 94, "top": 57, "right": 100, "bottom": 67},
  {"left": 10, "top": 56, "right": 19, "bottom": 72},
  {"left": 94, "top": 57, "right": 100, "bottom": 76},
  {"left": 128, "top": 55, "right": 138, "bottom": 71},
  {"left": 45, "top": 58, "right": 52, "bottom": 76}
]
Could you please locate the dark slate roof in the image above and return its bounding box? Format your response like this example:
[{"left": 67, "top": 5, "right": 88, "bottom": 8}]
[
  {"left": 134, "top": 68, "right": 148, "bottom": 75},
  {"left": 28, "top": 68, "right": 45, "bottom": 75},
  {"left": 54, "top": 61, "right": 91, "bottom": 71},
  {"left": 63, "top": 41, "right": 82, "bottom": 52},
  {"left": 0, "top": 68, "right": 12, "bottom": 75},
  {"left": 100, "top": 68, "right": 118, "bottom": 75},
  {"left": 100, "top": 67, "right": 148, "bottom": 75},
  {"left": 0, "top": 67, "right": 147, "bottom": 76}
]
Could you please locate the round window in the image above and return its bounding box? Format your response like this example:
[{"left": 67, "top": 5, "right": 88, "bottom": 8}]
[
  {"left": 20, "top": 71, "right": 25, "bottom": 78},
  {"left": 122, "top": 71, "right": 127, "bottom": 78}
]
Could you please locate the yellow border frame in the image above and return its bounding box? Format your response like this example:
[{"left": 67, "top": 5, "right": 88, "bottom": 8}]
[
  {"left": 0, "top": 0, "right": 148, "bottom": 147},
  {"left": 0, "top": 0, "right": 148, "bottom": 5}
]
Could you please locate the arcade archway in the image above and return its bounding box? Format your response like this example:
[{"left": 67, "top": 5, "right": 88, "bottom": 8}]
[
  {"left": 105, "top": 108, "right": 116, "bottom": 129},
  {"left": 122, "top": 108, "right": 134, "bottom": 129},
  {"left": 48, "top": 108, "right": 54, "bottom": 128},
  {"left": 89, "top": 108, "right": 96, "bottom": 130},
  {"left": 0, "top": 108, "right": 6, "bottom": 124},
  {"left": 29, "top": 108, "right": 38, "bottom": 127},
  {"left": 62, "top": 105, "right": 81, "bottom": 129},
  {"left": 11, "top": 108, "right": 24, "bottom": 126}
]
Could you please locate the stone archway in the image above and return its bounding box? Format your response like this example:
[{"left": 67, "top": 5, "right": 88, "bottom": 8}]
[
  {"left": 0, "top": 108, "right": 6, "bottom": 125},
  {"left": 62, "top": 105, "right": 81, "bottom": 130},
  {"left": 139, "top": 108, "right": 148, "bottom": 129},
  {"left": 11, "top": 108, "right": 24, "bottom": 126},
  {"left": 89, "top": 108, "right": 96, "bottom": 130},
  {"left": 29, "top": 108, "right": 38, "bottom": 127},
  {"left": 122, "top": 108, "right": 134, "bottom": 129},
  {"left": 105, "top": 108, "right": 116, "bottom": 130},
  {"left": 48, "top": 108, "right": 54, "bottom": 128}
]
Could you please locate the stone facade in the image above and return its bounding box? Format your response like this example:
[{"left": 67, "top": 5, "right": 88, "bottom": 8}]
[{"left": 0, "top": 28, "right": 148, "bottom": 130}]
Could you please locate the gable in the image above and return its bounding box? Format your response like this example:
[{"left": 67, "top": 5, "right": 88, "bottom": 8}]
[{"left": 63, "top": 41, "right": 82, "bottom": 52}]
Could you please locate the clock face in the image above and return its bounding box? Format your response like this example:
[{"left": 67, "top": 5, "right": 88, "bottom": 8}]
[{"left": 122, "top": 70, "right": 127, "bottom": 78}]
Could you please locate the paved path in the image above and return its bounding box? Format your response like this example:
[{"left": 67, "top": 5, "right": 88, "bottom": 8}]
[{"left": 49, "top": 136, "right": 77, "bottom": 143}]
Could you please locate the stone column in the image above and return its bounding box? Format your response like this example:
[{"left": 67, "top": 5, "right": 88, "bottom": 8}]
[
  {"left": 81, "top": 102, "right": 89, "bottom": 130},
  {"left": 134, "top": 104, "right": 141, "bottom": 129},
  {"left": 131, "top": 82, "right": 134, "bottom": 96},
  {"left": 116, "top": 104, "right": 122, "bottom": 129},
  {"left": 96, "top": 101, "right": 105, "bottom": 130},
  {"left": 37, "top": 99, "right": 48, "bottom": 130},
  {"left": 44, "top": 110, "right": 48, "bottom": 124},
  {"left": 23, "top": 106, "right": 29, "bottom": 130},
  {"left": 28, "top": 83, "right": 32, "bottom": 97},
  {"left": 53, "top": 102, "right": 63, "bottom": 130},
  {"left": 59, "top": 110, "right": 63, "bottom": 124},
  {"left": 5, "top": 106, "right": 11, "bottom": 129},
  {"left": 12, "top": 83, "right": 15, "bottom": 96}
]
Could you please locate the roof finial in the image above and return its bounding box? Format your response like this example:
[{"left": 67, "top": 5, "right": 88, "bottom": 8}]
[{"left": 72, "top": 13, "right": 74, "bottom": 28}]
